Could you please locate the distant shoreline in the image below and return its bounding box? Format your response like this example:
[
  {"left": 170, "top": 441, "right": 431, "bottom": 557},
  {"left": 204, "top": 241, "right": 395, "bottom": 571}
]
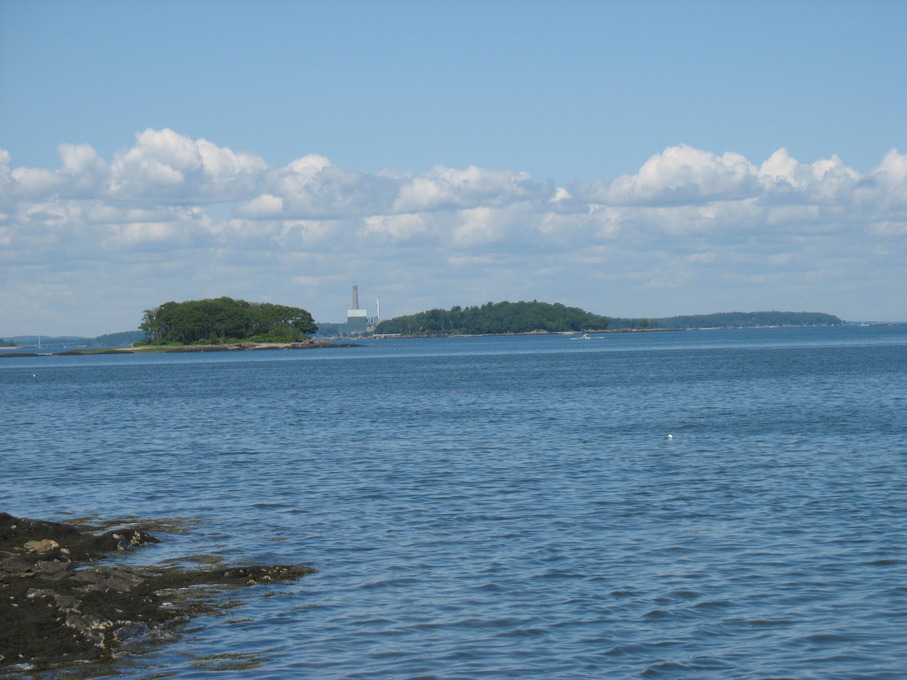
[
  {"left": 0, "top": 340, "right": 359, "bottom": 358},
  {"left": 2, "top": 324, "right": 891, "bottom": 356},
  {"left": 370, "top": 328, "right": 682, "bottom": 339},
  {"left": 369, "top": 325, "right": 852, "bottom": 339}
]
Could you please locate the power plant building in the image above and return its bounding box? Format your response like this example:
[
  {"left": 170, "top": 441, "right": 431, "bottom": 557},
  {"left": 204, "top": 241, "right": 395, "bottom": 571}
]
[{"left": 347, "top": 285, "right": 368, "bottom": 332}]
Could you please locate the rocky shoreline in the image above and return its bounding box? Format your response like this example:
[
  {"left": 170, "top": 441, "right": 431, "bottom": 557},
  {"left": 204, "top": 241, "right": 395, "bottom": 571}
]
[
  {"left": 0, "top": 340, "right": 360, "bottom": 358},
  {"left": 0, "top": 513, "right": 314, "bottom": 676},
  {"left": 127, "top": 340, "right": 361, "bottom": 353}
]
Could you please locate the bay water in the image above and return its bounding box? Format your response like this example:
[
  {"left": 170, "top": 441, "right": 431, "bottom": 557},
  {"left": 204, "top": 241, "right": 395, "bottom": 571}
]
[{"left": 2, "top": 326, "right": 906, "bottom": 678}]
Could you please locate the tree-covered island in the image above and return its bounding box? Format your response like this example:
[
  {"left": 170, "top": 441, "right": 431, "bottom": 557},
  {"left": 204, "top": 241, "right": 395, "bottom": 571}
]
[
  {"left": 375, "top": 301, "right": 610, "bottom": 335},
  {"left": 374, "top": 301, "right": 843, "bottom": 336},
  {"left": 138, "top": 297, "right": 317, "bottom": 345},
  {"left": 640, "top": 310, "right": 843, "bottom": 330}
]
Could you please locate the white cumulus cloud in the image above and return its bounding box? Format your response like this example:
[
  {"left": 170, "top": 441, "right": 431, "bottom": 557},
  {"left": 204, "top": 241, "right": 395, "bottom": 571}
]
[
  {"left": 2, "top": 130, "right": 906, "bottom": 334},
  {"left": 586, "top": 144, "right": 761, "bottom": 206},
  {"left": 108, "top": 128, "right": 267, "bottom": 202}
]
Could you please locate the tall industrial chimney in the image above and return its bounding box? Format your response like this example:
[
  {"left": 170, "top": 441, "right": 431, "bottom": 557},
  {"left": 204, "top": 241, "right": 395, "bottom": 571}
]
[{"left": 347, "top": 284, "right": 368, "bottom": 331}]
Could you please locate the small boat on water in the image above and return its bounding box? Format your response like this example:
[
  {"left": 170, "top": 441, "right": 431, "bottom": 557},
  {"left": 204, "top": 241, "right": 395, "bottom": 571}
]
[{"left": 570, "top": 333, "right": 591, "bottom": 340}]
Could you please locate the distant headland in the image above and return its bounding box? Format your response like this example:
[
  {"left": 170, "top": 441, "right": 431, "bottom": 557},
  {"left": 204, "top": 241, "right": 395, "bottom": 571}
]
[
  {"left": 372, "top": 302, "right": 844, "bottom": 337},
  {"left": 1, "top": 297, "right": 348, "bottom": 356},
  {"left": 1, "top": 298, "right": 847, "bottom": 354}
]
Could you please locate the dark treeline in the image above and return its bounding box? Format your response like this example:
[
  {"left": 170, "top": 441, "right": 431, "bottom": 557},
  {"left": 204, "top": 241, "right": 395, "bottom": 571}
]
[
  {"left": 647, "top": 311, "right": 843, "bottom": 329},
  {"left": 139, "top": 297, "right": 317, "bottom": 345},
  {"left": 374, "top": 301, "right": 610, "bottom": 335},
  {"left": 93, "top": 331, "right": 146, "bottom": 347},
  {"left": 375, "top": 302, "right": 844, "bottom": 336}
]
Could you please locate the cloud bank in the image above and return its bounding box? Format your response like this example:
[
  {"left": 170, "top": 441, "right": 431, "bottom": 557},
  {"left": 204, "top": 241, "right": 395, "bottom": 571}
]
[{"left": 1, "top": 129, "right": 905, "bottom": 334}]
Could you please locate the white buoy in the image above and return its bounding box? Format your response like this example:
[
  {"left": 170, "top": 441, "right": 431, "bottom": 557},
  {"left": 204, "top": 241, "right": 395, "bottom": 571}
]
[{"left": 667, "top": 434, "right": 674, "bottom": 440}]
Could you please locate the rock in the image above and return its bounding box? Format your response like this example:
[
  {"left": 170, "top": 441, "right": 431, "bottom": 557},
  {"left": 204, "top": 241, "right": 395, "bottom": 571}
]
[
  {"left": 24, "top": 539, "right": 60, "bottom": 553},
  {"left": 1, "top": 555, "right": 35, "bottom": 573},
  {"left": 89, "top": 529, "right": 160, "bottom": 553},
  {"left": 0, "top": 512, "right": 315, "bottom": 675},
  {"left": 29, "top": 558, "right": 70, "bottom": 575}
]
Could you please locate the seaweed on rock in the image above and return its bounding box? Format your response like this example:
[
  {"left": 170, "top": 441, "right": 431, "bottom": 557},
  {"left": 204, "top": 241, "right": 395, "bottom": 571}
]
[{"left": 0, "top": 513, "right": 314, "bottom": 676}]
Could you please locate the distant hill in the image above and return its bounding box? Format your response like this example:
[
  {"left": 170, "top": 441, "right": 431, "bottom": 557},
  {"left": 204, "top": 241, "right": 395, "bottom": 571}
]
[
  {"left": 93, "top": 331, "right": 147, "bottom": 347},
  {"left": 3, "top": 331, "right": 146, "bottom": 349},
  {"left": 374, "top": 303, "right": 844, "bottom": 336},
  {"left": 562, "top": 310, "right": 843, "bottom": 330},
  {"left": 5, "top": 336, "right": 92, "bottom": 348},
  {"left": 313, "top": 322, "right": 359, "bottom": 337},
  {"left": 649, "top": 311, "right": 843, "bottom": 329}
]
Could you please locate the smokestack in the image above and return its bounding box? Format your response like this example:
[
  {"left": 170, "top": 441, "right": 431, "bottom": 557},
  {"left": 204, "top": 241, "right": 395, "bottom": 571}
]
[{"left": 351, "top": 285, "right": 360, "bottom": 310}]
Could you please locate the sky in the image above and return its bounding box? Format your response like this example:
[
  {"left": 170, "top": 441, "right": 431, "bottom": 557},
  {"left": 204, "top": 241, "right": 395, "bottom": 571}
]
[{"left": 1, "top": 0, "right": 905, "bottom": 336}]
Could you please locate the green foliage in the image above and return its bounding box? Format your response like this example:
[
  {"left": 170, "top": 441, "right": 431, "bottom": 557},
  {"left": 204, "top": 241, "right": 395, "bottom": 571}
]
[
  {"left": 647, "top": 311, "right": 843, "bottom": 329},
  {"left": 312, "top": 322, "right": 366, "bottom": 338},
  {"left": 374, "top": 304, "right": 843, "bottom": 336},
  {"left": 139, "top": 297, "right": 317, "bottom": 345},
  {"left": 93, "top": 331, "right": 146, "bottom": 348},
  {"left": 375, "top": 301, "right": 609, "bottom": 335}
]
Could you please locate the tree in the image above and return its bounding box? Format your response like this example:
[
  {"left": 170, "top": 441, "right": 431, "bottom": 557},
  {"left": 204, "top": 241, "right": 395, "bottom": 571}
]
[
  {"left": 374, "top": 301, "right": 610, "bottom": 335},
  {"left": 139, "top": 298, "right": 318, "bottom": 344}
]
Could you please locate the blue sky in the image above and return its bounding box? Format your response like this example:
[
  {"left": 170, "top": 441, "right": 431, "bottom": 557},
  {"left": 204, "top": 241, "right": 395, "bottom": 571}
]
[{"left": 1, "top": 0, "right": 905, "bottom": 336}]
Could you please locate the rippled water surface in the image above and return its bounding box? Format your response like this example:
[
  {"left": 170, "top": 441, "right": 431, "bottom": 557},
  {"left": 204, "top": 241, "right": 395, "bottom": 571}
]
[{"left": 2, "top": 326, "right": 906, "bottom": 679}]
